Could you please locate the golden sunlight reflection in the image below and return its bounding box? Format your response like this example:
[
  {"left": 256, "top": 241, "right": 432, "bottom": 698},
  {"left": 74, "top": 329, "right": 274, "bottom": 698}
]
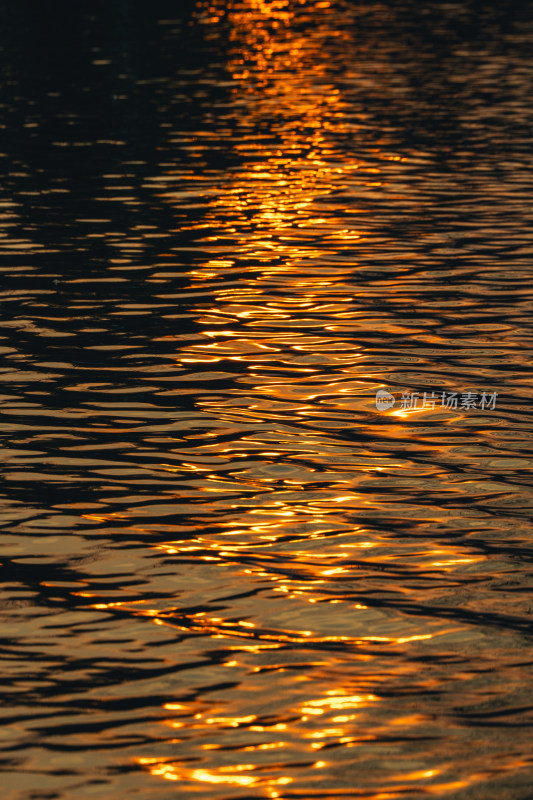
[{"left": 103, "top": 0, "right": 533, "bottom": 797}]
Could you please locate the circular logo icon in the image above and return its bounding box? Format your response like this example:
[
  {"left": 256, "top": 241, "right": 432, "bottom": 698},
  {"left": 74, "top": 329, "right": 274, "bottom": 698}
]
[{"left": 375, "top": 389, "right": 395, "bottom": 411}]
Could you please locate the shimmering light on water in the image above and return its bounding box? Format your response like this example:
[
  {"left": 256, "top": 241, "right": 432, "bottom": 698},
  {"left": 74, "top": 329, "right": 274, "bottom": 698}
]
[{"left": 1, "top": 0, "right": 533, "bottom": 798}]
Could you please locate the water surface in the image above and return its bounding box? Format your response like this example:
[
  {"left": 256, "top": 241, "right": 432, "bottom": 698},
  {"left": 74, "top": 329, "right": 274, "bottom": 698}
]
[{"left": 1, "top": 1, "right": 533, "bottom": 798}]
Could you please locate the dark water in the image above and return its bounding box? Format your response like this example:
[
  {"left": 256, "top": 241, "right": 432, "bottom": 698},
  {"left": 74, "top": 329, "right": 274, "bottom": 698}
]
[{"left": 1, "top": 1, "right": 533, "bottom": 798}]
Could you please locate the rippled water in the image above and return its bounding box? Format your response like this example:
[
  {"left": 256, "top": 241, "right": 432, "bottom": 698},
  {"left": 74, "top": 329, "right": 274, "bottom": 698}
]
[{"left": 1, "top": 1, "right": 533, "bottom": 798}]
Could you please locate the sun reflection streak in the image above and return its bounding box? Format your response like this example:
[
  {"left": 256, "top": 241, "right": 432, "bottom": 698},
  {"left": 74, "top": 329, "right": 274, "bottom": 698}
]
[{"left": 111, "top": 1, "right": 528, "bottom": 798}]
